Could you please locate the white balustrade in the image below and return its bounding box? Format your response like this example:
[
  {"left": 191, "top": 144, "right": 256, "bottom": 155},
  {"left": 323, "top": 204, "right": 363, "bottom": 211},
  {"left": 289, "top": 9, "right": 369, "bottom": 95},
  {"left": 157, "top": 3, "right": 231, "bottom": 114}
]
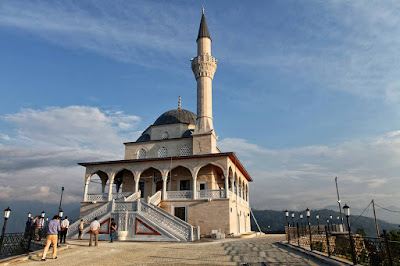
[
  {"left": 124, "top": 191, "right": 141, "bottom": 202},
  {"left": 113, "top": 201, "right": 137, "bottom": 212},
  {"left": 166, "top": 191, "right": 193, "bottom": 200},
  {"left": 197, "top": 189, "right": 226, "bottom": 199},
  {"left": 86, "top": 194, "right": 108, "bottom": 202},
  {"left": 139, "top": 201, "right": 195, "bottom": 241},
  {"left": 148, "top": 191, "right": 162, "bottom": 206}
]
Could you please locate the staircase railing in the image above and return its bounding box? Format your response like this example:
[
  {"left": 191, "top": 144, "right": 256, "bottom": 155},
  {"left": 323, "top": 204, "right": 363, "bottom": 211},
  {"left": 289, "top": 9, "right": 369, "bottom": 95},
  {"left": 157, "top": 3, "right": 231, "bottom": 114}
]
[
  {"left": 138, "top": 200, "right": 195, "bottom": 241},
  {"left": 147, "top": 191, "right": 161, "bottom": 206},
  {"left": 67, "top": 200, "right": 113, "bottom": 237},
  {"left": 124, "top": 190, "right": 141, "bottom": 202}
]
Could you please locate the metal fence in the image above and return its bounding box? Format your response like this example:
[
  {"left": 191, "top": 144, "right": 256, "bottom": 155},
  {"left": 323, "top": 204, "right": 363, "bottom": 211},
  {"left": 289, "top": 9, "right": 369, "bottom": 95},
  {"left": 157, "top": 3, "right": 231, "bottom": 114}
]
[
  {"left": 0, "top": 228, "right": 47, "bottom": 259},
  {"left": 286, "top": 224, "right": 400, "bottom": 265}
]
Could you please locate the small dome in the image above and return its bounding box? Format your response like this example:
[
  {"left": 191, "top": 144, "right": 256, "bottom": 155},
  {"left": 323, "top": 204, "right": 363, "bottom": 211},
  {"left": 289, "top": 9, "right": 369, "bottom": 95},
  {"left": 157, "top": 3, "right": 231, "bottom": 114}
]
[
  {"left": 136, "top": 133, "right": 150, "bottom": 142},
  {"left": 154, "top": 109, "right": 197, "bottom": 126}
]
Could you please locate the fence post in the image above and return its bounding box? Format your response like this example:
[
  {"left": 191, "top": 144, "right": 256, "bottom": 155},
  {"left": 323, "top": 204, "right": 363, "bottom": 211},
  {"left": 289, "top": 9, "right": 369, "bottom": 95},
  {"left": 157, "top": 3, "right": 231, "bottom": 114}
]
[
  {"left": 296, "top": 223, "right": 300, "bottom": 247},
  {"left": 383, "top": 230, "right": 393, "bottom": 266},
  {"left": 325, "top": 225, "right": 331, "bottom": 257},
  {"left": 309, "top": 223, "right": 313, "bottom": 250}
]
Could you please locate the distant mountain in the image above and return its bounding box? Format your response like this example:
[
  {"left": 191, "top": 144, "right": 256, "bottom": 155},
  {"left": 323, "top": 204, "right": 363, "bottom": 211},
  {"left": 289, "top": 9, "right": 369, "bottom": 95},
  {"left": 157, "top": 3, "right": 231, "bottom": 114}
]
[
  {"left": 323, "top": 204, "right": 400, "bottom": 225},
  {"left": 251, "top": 209, "right": 400, "bottom": 236},
  {"left": 0, "top": 201, "right": 81, "bottom": 233}
]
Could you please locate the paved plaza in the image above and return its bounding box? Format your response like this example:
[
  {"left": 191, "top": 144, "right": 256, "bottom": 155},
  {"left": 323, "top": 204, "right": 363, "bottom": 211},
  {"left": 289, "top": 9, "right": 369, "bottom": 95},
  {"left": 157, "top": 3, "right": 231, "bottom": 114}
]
[{"left": 16, "top": 235, "right": 329, "bottom": 265}]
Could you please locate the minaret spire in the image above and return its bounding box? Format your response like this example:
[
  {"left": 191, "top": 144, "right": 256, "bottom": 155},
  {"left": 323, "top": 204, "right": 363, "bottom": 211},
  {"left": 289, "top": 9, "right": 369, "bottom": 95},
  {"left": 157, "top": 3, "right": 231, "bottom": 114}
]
[
  {"left": 191, "top": 8, "right": 218, "bottom": 153},
  {"left": 178, "top": 96, "right": 181, "bottom": 110}
]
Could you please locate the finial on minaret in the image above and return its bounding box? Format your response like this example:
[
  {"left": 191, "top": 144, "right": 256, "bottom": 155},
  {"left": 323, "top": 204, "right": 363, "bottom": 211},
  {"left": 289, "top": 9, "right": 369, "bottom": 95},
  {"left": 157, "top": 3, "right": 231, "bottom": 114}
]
[
  {"left": 178, "top": 96, "right": 181, "bottom": 110},
  {"left": 202, "top": 5, "right": 204, "bottom": 14}
]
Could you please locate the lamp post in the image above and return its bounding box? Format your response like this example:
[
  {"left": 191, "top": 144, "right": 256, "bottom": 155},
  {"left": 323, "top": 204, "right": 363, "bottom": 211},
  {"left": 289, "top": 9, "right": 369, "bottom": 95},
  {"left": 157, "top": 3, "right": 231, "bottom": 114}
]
[
  {"left": 343, "top": 204, "right": 357, "bottom": 265},
  {"left": 316, "top": 214, "right": 320, "bottom": 233},
  {"left": 306, "top": 208, "right": 313, "bottom": 250},
  {"left": 300, "top": 213, "right": 304, "bottom": 230},
  {"left": 285, "top": 210, "right": 289, "bottom": 227},
  {"left": 329, "top": 215, "right": 333, "bottom": 231},
  {"left": 327, "top": 219, "right": 330, "bottom": 232},
  {"left": 291, "top": 212, "right": 295, "bottom": 227},
  {"left": 0, "top": 207, "right": 11, "bottom": 250},
  {"left": 58, "top": 209, "right": 64, "bottom": 219}
]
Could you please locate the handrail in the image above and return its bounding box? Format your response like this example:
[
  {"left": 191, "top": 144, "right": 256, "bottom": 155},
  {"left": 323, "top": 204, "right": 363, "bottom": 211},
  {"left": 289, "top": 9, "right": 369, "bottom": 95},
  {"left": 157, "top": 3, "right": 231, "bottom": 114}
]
[
  {"left": 67, "top": 200, "right": 112, "bottom": 237},
  {"left": 139, "top": 200, "right": 193, "bottom": 241},
  {"left": 148, "top": 191, "right": 161, "bottom": 206},
  {"left": 124, "top": 190, "right": 141, "bottom": 202}
]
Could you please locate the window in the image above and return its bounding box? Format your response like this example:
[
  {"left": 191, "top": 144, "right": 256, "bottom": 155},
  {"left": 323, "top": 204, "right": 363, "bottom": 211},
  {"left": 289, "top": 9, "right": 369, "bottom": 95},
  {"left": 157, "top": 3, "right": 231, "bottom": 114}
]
[
  {"left": 158, "top": 147, "right": 167, "bottom": 158},
  {"left": 180, "top": 145, "right": 191, "bottom": 156},
  {"left": 174, "top": 207, "right": 186, "bottom": 221},
  {"left": 137, "top": 148, "right": 146, "bottom": 159},
  {"left": 180, "top": 180, "right": 190, "bottom": 191},
  {"left": 199, "top": 182, "right": 207, "bottom": 190},
  {"left": 162, "top": 131, "right": 169, "bottom": 139}
]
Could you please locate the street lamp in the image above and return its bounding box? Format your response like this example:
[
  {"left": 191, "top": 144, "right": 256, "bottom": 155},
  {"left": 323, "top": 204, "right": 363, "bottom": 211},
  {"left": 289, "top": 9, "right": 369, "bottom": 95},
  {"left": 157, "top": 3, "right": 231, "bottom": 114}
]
[
  {"left": 306, "top": 208, "right": 313, "bottom": 250},
  {"left": 59, "top": 209, "right": 64, "bottom": 218},
  {"left": 291, "top": 212, "right": 295, "bottom": 227},
  {"left": 329, "top": 214, "right": 333, "bottom": 231},
  {"left": 0, "top": 207, "right": 11, "bottom": 250},
  {"left": 300, "top": 213, "right": 304, "bottom": 229},
  {"left": 285, "top": 210, "right": 289, "bottom": 227},
  {"left": 316, "top": 214, "right": 320, "bottom": 233},
  {"left": 343, "top": 204, "right": 357, "bottom": 265},
  {"left": 327, "top": 219, "right": 330, "bottom": 232}
]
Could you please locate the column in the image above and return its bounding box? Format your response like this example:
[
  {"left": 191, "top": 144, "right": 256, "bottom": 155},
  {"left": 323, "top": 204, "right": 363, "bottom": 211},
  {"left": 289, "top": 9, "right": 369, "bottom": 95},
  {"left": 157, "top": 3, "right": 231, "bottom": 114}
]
[
  {"left": 83, "top": 174, "right": 90, "bottom": 201},
  {"left": 230, "top": 178, "right": 234, "bottom": 193},
  {"left": 108, "top": 173, "right": 115, "bottom": 201},
  {"left": 224, "top": 173, "right": 229, "bottom": 199},
  {"left": 162, "top": 172, "right": 168, "bottom": 200},
  {"left": 192, "top": 172, "right": 198, "bottom": 200},
  {"left": 134, "top": 173, "right": 141, "bottom": 193}
]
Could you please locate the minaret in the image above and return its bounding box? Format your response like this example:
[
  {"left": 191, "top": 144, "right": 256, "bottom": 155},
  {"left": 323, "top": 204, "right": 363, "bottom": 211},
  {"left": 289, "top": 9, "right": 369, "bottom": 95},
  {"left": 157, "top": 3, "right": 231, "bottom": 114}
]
[
  {"left": 191, "top": 8, "right": 218, "bottom": 154},
  {"left": 191, "top": 7, "right": 218, "bottom": 135}
]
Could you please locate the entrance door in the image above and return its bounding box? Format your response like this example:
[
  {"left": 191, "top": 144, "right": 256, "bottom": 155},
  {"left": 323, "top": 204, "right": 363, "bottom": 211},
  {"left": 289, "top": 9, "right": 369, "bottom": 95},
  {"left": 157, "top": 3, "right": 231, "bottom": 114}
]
[{"left": 174, "top": 207, "right": 186, "bottom": 221}]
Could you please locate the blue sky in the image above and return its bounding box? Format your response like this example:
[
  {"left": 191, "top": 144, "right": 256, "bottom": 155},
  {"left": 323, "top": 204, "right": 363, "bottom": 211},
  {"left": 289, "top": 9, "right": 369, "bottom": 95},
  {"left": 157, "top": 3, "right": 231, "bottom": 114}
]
[{"left": 1, "top": 0, "right": 400, "bottom": 217}]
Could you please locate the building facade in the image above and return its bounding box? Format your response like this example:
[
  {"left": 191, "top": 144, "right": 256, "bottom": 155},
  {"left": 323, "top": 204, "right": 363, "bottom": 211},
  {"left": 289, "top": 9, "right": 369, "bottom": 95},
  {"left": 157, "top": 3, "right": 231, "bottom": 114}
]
[{"left": 68, "top": 10, "right": 252, "bottom": 241}]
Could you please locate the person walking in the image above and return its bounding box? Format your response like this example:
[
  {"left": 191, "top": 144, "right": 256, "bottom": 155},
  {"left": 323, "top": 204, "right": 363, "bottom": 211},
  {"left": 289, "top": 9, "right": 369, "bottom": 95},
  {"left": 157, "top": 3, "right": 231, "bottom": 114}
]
[
  {"left": 110, "top": 218, "right": 117, "bottom": 243},
  {"left": 41, "top": 215, "right": 61, "bottom": 261},
  {"left": 60, "top": 216, "right": 69, "bottom": 244},
  {"left": 89, "top": 217, "right": 100, "bottom": 247}
]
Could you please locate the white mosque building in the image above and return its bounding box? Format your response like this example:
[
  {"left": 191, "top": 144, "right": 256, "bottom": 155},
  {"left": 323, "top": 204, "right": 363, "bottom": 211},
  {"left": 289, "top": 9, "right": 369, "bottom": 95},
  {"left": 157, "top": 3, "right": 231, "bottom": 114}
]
[{"left": 67, "top": 9, "right": 252, "bottom": 241}]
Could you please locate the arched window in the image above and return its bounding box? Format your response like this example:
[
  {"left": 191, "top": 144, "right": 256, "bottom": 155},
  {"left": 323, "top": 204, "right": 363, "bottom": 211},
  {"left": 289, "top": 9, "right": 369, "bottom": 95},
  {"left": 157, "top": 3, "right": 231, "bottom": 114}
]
[
  {"left": 137, "top": 148, "right": 147, "bottom": 159},
  {"left": 162, "top": 131, "right": 169, "bottom": 140},
  {"left": 158, "top": 147, "right": 168, "bottom": 158},
  {"left": 180, "top": 145, "right": 190, "bottom": 156}
]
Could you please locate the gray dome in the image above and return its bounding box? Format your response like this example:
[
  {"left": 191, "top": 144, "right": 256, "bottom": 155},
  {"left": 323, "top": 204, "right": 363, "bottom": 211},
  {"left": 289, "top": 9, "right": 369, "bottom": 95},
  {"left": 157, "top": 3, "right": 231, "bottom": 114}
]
[{"left": 154, "top": 109, "right": 197, "bottom": 126}]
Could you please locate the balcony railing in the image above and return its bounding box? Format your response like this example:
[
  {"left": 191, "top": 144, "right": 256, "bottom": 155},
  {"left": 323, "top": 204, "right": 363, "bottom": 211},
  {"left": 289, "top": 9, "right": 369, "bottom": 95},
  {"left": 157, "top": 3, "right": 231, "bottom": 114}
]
[
  {"left": 197, "top": 189, "right": 225, "bottom": 199},
  {"left": 166, "top": 191, "right": 193, "bottom": 200},
  {"left": 86, "top": 192, "right": 132, "bottom": 202}
]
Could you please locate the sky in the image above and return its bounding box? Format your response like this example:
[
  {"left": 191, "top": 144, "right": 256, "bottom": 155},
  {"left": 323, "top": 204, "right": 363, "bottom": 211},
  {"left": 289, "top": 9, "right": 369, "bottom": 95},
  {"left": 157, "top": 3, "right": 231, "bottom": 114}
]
[{"left": 0, "top": 0, "right": 400, "bottom": 220}]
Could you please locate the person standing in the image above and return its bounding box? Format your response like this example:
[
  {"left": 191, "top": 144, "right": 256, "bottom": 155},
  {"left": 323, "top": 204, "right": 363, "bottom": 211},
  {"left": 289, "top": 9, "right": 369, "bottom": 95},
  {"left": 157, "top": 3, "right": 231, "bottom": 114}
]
[
  {"left": 41, "top": 215, "right": 61, "bottom": 261},
  {"left": 78, "top": 219, "right": 85, "bottom": 240},
  {"left": 89, "top": 217, "right": 100, "bottom": 247},
  {"left": 110, "top": 218, "right": 117, "bottom": 243},
  {"left": 60, "top": 216, "right": 69, "bottom": 244}
]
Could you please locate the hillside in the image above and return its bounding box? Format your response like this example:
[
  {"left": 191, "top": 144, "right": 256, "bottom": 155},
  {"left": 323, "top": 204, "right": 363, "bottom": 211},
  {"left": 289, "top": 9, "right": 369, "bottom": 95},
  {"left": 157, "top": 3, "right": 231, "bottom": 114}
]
[{"left": 251, "top": 209, "right": 399, "bottom": 236}]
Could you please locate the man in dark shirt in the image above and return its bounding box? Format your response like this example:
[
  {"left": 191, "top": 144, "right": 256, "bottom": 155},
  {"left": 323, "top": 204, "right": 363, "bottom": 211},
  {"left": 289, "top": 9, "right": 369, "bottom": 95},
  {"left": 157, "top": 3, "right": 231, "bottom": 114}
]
[
  {"left": 41, "top": 215, "right": 61, "bottom": 261},
  {"left": 110, "top": 218, "right": 117, "bottom": 243}
]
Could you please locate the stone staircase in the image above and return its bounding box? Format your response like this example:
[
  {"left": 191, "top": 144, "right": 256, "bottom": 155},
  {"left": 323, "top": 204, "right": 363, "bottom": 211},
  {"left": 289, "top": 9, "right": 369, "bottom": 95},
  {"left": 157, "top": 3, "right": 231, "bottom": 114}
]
[{"left": 67, "top": 191, "right": 199, "bottom": 242}]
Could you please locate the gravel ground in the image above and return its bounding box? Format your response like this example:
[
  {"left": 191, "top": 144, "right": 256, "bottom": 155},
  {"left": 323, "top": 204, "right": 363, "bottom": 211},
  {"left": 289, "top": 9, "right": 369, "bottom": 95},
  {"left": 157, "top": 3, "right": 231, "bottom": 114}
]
[{"left": 18, "top": 234, "right": 328, "bottom": 265}]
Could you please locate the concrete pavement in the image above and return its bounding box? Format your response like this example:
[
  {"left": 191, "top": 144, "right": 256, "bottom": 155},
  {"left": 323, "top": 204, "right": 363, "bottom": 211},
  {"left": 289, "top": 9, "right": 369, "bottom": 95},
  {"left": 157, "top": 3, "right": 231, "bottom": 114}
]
[{"left": 13, "top": 235, "right": 329, "bottom": 265}]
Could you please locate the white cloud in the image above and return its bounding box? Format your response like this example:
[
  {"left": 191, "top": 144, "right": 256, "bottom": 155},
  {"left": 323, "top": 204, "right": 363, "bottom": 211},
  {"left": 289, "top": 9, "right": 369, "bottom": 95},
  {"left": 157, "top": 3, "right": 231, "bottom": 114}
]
[
  {"left": 0, "top": 105, "right": 141, "bottom": 203},
  {"left": 218, "top": 133, "right": 400, "bottom": 212}
]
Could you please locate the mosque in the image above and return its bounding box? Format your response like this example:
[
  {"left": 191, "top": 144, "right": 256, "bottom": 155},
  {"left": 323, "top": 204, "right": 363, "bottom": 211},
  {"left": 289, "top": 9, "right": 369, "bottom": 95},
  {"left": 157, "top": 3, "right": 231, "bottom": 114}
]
[{"left": 67, "top": 9, "right": 252, "bottom": 241}]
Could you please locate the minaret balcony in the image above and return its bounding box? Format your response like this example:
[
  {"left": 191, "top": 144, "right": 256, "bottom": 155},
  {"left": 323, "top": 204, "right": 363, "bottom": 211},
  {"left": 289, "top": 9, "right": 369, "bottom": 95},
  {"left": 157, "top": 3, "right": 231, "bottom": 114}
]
[{"left": 191, "top": 55, "right": 218, "bottom": 79}]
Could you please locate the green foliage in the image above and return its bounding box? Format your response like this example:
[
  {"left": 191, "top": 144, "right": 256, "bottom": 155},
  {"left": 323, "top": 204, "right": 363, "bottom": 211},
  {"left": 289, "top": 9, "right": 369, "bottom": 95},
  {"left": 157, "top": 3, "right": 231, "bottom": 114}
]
[{"left": 388, "top": 229, "right": 400, "bottom": 241}]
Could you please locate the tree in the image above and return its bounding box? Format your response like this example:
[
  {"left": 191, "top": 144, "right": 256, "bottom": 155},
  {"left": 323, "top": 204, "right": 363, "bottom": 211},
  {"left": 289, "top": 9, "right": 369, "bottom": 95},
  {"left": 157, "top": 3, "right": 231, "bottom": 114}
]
[{"left": 356, "top": 227, "right": 366, "bottom": 236}]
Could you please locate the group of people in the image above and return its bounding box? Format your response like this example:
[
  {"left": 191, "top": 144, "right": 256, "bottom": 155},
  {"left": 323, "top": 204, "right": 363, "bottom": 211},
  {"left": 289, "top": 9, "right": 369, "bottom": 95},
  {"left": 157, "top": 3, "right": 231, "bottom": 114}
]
[{"left": 41, "top": 215, "right": 117, "bottom": 261}]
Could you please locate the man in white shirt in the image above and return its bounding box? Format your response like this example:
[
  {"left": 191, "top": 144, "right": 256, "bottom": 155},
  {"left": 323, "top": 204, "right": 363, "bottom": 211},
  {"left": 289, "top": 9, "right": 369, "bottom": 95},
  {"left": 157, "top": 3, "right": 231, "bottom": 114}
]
[
  {"left": 89, "top": 217, "right": 101, "bottom": 247},
  {"left": 60, "top": 216, "right": 69, "bottom": 244}
]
